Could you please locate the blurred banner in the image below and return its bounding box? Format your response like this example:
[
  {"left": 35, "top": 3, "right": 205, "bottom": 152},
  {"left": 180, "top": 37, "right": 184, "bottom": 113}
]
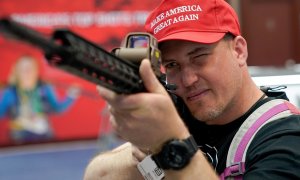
[{"left": 0, "top": 0, "right": 161, "bottom": 146}]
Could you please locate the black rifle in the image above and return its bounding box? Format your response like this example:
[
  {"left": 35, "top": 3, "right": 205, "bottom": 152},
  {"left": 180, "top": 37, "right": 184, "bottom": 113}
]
[{"left": 0, "top": 18, "right": 177, "bottom": 94}]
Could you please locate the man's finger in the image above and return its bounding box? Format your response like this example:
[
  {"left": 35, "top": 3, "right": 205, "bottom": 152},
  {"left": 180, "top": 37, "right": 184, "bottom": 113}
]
[
  {"left": 96, "top": 85, "right": 117, "bottom": 102},
  {"left": 139, "top": 59, "right": 168, "bottom": 95},
  {"left": 109, "top": 115, "right": 118, "bottom": 130},
  {"left": 132, "top": 146, "right": 147, "bottom": 162}
]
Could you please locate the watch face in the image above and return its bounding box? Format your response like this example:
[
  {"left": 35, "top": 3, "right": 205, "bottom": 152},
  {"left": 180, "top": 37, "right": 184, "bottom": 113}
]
[{"left": 162, "top": 140, "right": 190, "bottom": 170}]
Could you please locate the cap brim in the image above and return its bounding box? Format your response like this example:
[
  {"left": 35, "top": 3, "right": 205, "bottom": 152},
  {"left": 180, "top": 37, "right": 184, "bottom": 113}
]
[{"left": 158, "top": 31, "right": 226, "bottom": 44}]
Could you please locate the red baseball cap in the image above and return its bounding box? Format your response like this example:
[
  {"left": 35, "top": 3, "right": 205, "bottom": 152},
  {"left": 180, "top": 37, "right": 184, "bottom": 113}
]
[{"left": 144, "top": 0, "right": 241, "bottom": 44}]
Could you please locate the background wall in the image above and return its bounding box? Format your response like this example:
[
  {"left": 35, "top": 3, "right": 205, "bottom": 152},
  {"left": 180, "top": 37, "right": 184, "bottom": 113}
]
[
  {"left": 229, "top": 0, "right": 300, "bottom": 66},
  {"left": 0, "top": 0, "right": 161, "bottom": 146}
]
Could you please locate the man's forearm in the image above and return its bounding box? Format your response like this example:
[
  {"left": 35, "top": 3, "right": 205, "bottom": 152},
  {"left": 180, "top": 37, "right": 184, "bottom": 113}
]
[
  {"left": 84, "top": 143, "right": 144, "bottom": 180},
  {"left": 84, "top": 143, "right": 219, "bottom": 180}
]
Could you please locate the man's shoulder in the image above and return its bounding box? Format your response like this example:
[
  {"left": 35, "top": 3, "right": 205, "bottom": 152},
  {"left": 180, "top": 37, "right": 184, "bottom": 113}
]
[
  {"left": 238, "top": 98, "right": 300, "bottom": 162},
  {"left": 250, "top": 96, "right": 300, "bottom": 143},
  {"left": 255, "top": 114, "right": 300, "bottom": 137},
  {"left": 249, "top": 98, "right": 300, "bottom": 141},
  {"left": 244, "top": 114, "right": 300, "bottom": 178},
  {"left": 247, "top": 114, "right": 300, "bottom": 159}
]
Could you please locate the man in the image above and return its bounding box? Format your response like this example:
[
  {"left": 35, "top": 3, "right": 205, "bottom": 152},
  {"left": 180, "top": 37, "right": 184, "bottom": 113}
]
[{"left": 84, "top": 0, "right": 300, "bottom": 179}]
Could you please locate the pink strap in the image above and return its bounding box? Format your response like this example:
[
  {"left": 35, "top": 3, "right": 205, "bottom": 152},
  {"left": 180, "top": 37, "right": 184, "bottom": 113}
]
[
  {"left": 220, "top": 102, "right": 290, "bottom": 179},
  {"left": 220, "top": 162, "right": 245, "bottom": 179},
  {"left": 234, "top": 103, "right": 289, "bottom": 162},
  {"left": 285, "top": 101, "right": 300, "bottom": 115}
]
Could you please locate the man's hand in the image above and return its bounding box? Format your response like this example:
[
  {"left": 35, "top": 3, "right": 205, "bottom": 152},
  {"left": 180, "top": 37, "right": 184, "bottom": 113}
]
[
  {"left": 84, "top": 143, "right": 144, "bottom": 180},
  {"left": 97, "top": 59, "right": 189, "bottom": 152}
]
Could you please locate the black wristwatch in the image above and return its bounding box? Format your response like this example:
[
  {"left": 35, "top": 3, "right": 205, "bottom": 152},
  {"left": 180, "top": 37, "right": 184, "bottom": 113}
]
[{"left": 152, "top": 136, "right": 198, "bottom": 170}]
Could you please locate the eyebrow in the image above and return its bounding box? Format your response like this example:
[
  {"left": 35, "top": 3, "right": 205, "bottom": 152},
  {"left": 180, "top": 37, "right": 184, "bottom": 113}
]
[
  {"left": 161, "top": 58, "right": 174, "bottom": 65},
  {"left": 161, "top": 45, "right": 212, "bottom": 65},
  {"left": 186, "top": 46, "right": 210, "bottom": 56}
]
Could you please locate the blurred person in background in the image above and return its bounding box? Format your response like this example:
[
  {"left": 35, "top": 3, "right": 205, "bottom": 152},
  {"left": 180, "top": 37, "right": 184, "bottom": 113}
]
[{"left": 0, "top": 55, "right": 80, "bottom": 143}]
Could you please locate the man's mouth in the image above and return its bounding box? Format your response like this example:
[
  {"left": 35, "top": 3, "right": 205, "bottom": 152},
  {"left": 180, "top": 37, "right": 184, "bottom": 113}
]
[{"left": 186, "top": 89, "right": 209, "bottom": 102}]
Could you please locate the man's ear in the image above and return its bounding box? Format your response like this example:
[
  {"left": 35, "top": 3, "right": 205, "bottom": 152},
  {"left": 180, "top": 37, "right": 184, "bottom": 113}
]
[{"left": 232, "top": 36, "right": 248, "bottom": 67}]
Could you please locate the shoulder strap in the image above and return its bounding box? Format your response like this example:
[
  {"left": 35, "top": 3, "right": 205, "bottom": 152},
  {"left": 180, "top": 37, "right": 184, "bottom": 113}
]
[{"left": 220, "top": 99, "right": 300, "bottom": 180}]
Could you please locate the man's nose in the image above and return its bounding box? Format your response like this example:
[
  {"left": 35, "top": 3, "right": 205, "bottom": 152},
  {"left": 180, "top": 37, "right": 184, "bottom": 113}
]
[{"left": 181, "top": 68, "right": 198, "bottom": 87}]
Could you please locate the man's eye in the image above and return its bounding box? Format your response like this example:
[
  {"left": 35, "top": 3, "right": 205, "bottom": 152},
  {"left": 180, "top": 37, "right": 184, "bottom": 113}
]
[
  {"left": 164, "top": 62, "right": 178, "bottom": 69},
  {"left": 191, "top": 53, "right": 210, "bottom": 65},
  {"left": 193, "top": 53, "right": 209, "bottom": 59}
]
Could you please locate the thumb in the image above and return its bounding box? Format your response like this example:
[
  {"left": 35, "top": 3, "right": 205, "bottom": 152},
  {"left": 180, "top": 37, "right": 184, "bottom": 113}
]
[{"left": 139, "top": 59, "right": 167, "bottom": 95}]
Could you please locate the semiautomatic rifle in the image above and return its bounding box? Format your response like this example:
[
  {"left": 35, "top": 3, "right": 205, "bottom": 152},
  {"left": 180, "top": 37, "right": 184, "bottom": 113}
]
[{"left": 0, "top": 18, "right": 176, "bottom": 94}]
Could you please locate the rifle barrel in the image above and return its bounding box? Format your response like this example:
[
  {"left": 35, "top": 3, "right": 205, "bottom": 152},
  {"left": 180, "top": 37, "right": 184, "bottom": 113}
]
[{"left": 0, "top": 18, "right": 61, "bottom": 54}]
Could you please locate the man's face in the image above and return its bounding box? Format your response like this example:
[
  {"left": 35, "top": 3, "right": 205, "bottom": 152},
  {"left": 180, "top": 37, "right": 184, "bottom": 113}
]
[{"left": 160, "top": 38, "right": 243, "bottom": 124}]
